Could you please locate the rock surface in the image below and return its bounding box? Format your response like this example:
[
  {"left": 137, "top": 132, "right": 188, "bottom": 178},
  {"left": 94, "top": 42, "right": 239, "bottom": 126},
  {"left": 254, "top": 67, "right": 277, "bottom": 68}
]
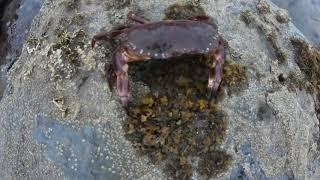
[
  {"left": 0, "top": 0, "right": 319, "bottom": 179},
  {"left": 271, "top": 0, "right": 320, "bottom": 45}
]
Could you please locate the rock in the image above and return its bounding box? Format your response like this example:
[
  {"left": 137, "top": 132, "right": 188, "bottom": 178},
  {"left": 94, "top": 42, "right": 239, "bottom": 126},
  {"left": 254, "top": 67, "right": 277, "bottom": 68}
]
[
  {"left": 271, "top": 0, "right": 320, "bottom": 45},
  {"left": 0, "top": 0, "right": 319, "bottom": 179}
]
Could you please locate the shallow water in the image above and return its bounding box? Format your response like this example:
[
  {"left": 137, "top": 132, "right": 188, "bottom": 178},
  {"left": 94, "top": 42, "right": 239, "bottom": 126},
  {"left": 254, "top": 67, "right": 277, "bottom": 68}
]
[
  {"left": 271, "top": 0, "right": 320, "bottom": 45},
  {"left": 0, "top": 0, "right": 44, "bottom": 100}
]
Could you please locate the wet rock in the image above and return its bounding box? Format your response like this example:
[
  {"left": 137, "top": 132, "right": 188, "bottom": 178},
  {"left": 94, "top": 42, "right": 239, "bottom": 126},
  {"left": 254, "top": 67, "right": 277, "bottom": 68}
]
[
  {"left": 0, "top": 0, "right": 320, "bottom": 179},
  {"left": 271, "top": 0, "right": 320, "bottom": 45}
]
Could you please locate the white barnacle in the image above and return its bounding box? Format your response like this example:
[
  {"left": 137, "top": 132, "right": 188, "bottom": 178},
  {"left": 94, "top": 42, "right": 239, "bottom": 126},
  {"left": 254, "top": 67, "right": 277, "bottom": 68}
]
[
  {"left": 139, "top": 49, "right": 144, "bottom": 54},
  {"left": 147, "top": 52, "right": 151, "bottom": 56},
  {"left": 209, "top": 43, "right": 212, "bottom": 46},
  {"left": 206, "top": 48, "right": 210, "bottom": 52},
  {"left": 161, "top": 53, "right": 165, "bottom": 58},
  {"left": 155, "top": 53, "right": 158, "bottom": 57},
  {"left": 183, "top": 48, "right": 186, "bottom": 51}
]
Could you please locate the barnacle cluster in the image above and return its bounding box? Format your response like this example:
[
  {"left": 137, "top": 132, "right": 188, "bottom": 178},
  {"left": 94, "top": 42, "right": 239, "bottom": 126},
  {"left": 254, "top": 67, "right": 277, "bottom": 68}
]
[
  {"left": 48, "top": 30, "right": 87, "bottom": 80},
  {"left": 240, "top": 3, "right": 288, "bottom": 64},
  {"left": 51, "top": 30, "right": 87, "bottom": 66},
  {"left": 240, "top": 10, "right": 254, "bottom": 25}
]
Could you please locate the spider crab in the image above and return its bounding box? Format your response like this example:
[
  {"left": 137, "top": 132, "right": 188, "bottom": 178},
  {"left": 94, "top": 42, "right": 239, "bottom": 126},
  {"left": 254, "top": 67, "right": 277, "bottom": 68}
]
[{"left": 92, "top": 12, "right": 225, "bottom": 107}]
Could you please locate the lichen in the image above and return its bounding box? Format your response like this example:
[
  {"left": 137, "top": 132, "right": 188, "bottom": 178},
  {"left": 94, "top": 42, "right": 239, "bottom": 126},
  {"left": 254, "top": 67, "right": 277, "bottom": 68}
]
[{"left": 163, "top": 1, "right": 206, "bottom": 20}]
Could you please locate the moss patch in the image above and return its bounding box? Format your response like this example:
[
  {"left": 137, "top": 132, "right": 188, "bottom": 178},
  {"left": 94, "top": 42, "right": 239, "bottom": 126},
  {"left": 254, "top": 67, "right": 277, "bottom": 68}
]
[
  {"left": 125, "top": 58, "right": 231, "bottom": 179},
  {"left": 163, "top": 1, "right": 206, "bottom": 20}
]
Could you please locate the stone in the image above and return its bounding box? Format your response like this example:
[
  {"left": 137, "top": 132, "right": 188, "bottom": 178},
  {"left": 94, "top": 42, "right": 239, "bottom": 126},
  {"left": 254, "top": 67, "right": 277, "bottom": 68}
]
[{"left": 0, "top": 0, "right": 319, "bottom": 179}]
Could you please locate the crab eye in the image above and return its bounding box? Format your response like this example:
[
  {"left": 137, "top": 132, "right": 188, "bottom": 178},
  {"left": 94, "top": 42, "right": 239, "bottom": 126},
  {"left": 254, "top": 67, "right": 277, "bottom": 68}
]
[{"left": 218, "top": 40, "right": 222, "bottom": 46}]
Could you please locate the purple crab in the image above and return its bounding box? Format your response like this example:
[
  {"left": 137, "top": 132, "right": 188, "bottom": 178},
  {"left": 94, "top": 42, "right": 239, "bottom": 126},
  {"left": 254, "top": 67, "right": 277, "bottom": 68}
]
[{"left": 92, "top": 12, "right": 225, "bottom": 107}]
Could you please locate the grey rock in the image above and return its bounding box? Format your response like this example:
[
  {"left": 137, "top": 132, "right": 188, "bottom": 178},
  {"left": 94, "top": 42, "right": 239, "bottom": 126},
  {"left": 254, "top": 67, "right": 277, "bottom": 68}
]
[
  {"left": 271, "top": 0, "right": 320, "bottom": 45},
  {"left": 0, "top": 0, "right": 319, "bottom": 179}
]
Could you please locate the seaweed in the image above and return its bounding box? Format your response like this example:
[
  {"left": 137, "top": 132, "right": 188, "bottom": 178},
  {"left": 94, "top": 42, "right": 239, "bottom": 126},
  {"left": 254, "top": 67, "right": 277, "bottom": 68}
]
[
  {"left": 125, "top": 56, "right": 232, "bottom": 179},
  {"left": 222, "top": 61, "right": 248, "bottom": 95}
]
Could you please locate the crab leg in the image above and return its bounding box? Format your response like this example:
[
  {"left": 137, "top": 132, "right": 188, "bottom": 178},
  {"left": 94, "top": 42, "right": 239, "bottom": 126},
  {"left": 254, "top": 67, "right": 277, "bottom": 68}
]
[
  {"left": 107, "top": 48, "right": 131, "bottom": 107},
  {"left": 91, "top": 25, "right": 131, "bottom": 48},
  {"left": 207, "top": 37, "right": 225, "bottom": 99},
  {"left": 127, "top": 11, "right": 150, "bottom": 24}
]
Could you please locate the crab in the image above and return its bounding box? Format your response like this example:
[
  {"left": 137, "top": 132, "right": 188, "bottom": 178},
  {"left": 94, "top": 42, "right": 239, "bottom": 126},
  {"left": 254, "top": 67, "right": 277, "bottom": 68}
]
[{"left": 92, "top": 12, "right": 225, "bottom": 107}]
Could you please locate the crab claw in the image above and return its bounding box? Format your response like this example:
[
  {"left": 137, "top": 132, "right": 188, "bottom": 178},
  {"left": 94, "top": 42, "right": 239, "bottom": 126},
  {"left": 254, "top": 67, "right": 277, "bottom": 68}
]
[{"left": 207, "top": 62, "right": 222, "bottom": 100}]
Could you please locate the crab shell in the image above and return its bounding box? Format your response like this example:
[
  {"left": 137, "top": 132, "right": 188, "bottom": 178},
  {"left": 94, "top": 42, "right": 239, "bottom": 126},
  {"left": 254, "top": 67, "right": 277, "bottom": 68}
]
[{"left": 92, "top": 14, "right": 225, "bottom": 107}]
